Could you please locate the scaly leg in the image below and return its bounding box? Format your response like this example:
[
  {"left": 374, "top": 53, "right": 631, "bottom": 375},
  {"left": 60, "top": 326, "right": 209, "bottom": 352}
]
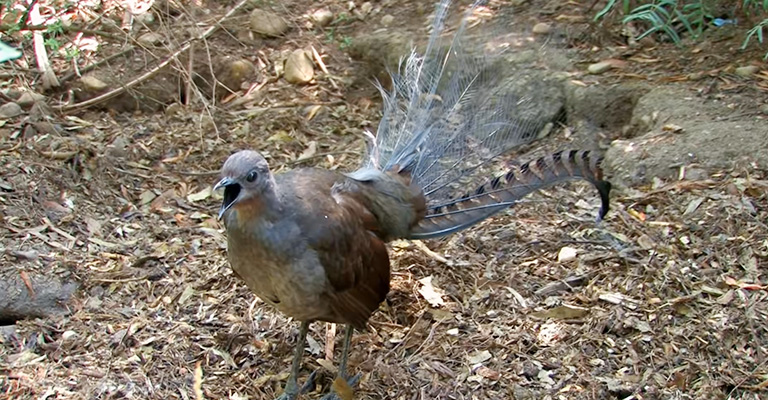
[
  {"left": 320, "top": 324, "right": 361, "bottom": 400},
  {"left": 275, "top": 321, "right": 311, "bottom": 400}
]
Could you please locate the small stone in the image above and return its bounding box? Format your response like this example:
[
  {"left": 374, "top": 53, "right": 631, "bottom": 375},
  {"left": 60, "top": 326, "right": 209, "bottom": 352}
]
[
  {"left": 684, "top": 167, "right": 708, "bottom": 181},
  {"left": 107, "top": 136, "right": 129, "bottom": 158},
  {"left": 557, "top": 246, "right": 578, "bottom": 262},
  {"left": 61, "top": 330, "right": 77, "bottom": 341},
  {"left": 311, "top": 8, "right": 334, "bottom": 27},
  {"left": 587, "top": 59, "right": 624, "bottom": 74},
  {"left": 81, "top": 75, "right": 108, "bottom": 91},
  {"left": 284, "top": 49, "right": 314, "bottom": 84},
  {"left": 137, "top": 32, "right": 164, "bottom": 46},
  {"left": 687, "top": 72, "right": 706, "bottom": 81},
  {"left": 734, "top": 65, "right": 759, "bottom": 77},
  {"left": 250, "top": 9, "right": 289, "bottom": 37},
  {"left": 0, "top": 102, "right": 22, "bottom": 118},
  {"left": 532, "top": 22, "right": 551, "bottom": 34},
  {"left": 218, "top": 59, "right": 255, "bottom": 92},
  {"left": 17, "top": 91, "right": 45, "bottom": 107},
  {"left": 519, "top": 360, "right": 540, "bottom": 379},
  {"left": 381, "top": 14, "right": 394, "bottom": 26},
  {"left": 165, "top": 103, "right": 183, "bottom": 116},
  {"left": 359, "top": 2, "right": 373, "bottom": 17}
]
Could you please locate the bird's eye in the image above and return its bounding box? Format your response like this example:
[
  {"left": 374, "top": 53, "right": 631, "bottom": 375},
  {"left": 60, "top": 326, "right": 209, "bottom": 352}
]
[{"left": 245, "top": 170, "right": 258, "bottom": 183}]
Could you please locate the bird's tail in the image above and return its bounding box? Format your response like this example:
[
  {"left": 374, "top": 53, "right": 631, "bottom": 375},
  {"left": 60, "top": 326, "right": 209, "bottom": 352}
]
[
  {"left": 407, "top": 150, "right": 611, "bottom": 239},
  {"left": 360, "top": 0, "right": 611, "bottom": 239}
]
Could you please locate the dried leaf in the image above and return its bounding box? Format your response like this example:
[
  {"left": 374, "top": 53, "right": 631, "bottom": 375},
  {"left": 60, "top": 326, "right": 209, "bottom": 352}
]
[
  {"left": 417, "top": 276, "right": 446, "bottom": 307},
  {"left": 298, "top": 141, "right": 317, "bottom": 160},
  {"left": 467, "top": 349, "right": 492, "bottom": 365},
  {"left": 683, "top": 197, "right": 704, "bottom": 216},
  {"left": 475, "top": 366, "right": 500, "bottom": 380},
  {"left": 188, "top": 187, "right": 212, "bottom": 202},
  {"left": 532, "top": 305, "right": 589, "bottom": 320}
]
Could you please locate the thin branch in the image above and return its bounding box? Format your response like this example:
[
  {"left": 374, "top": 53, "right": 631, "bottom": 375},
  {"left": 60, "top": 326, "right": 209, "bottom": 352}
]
[{"left": 55, "top": 0, "right": 251, "bottom": 112}]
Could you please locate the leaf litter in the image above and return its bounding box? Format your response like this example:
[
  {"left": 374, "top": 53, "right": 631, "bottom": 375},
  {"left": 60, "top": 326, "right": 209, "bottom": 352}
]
[{"left": 0, "top": 2, "right": 767, "bottom": 400}]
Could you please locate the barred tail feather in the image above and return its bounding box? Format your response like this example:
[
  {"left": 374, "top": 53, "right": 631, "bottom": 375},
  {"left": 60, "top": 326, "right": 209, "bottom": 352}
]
[{"left": 407, "top": 150, "right": 611, "bottom": 240}]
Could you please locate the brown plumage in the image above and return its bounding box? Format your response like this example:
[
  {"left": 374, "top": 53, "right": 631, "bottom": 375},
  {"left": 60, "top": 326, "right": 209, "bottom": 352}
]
[
  {"left": 214, "top": 2, "right": 612, "bottom": 399},
  {"left": 215, "top": 149, "right": 609, "bottom": 399}
]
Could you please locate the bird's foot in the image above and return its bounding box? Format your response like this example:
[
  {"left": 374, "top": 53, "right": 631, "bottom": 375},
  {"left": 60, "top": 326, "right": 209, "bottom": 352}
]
[
  {"left": 319, "top": 373, "right": 361, "bottom": 400},
  {"left": 274, "top": 370, "right": 318, "bottom": 400}
]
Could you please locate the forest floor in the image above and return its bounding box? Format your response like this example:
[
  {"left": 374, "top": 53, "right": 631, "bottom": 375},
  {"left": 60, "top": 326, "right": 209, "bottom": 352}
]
[{"left": 1, "top": 0, "right": 767, "bottom": 399}]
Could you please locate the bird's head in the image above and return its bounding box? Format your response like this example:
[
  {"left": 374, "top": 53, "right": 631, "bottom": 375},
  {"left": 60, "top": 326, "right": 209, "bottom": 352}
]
[{"left": 214, "top": 150, "right": 273, "bottom": 220}]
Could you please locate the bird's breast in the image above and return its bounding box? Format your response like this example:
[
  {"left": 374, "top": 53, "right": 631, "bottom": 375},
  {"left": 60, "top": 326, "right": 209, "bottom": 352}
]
[{"left": 225, "top": 216, "right": 333, "bottom": 321}]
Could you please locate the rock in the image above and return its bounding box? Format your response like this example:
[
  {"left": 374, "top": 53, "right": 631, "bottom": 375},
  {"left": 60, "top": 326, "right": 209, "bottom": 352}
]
[
  {"left": 137, "top": 32, "right": 164, "bottom": 46},
  {"left": 17, "top": 91, "right": 45, "bottom": 108},
  {"left": 284, "top": 49, "right": 314, "bottom": 84},
  {"left": 107, "top": 136, "right": 130, "bottom": 158},
  {"left": 532, "top": 22, "right": 551, "bottom": 34},
  {"left": 311, "top": 8, "right": 334, "bottom": 27},
  {"left": 381, "top": 14, "right": 394, "bottom": 26},
  {"left": 217, "top": 58, "right": 255, "bottom": 93},
  {"left": 165, "top": 102, "right": 183, "bottom": 116},
  {"left": 250, "top": 9, "right": 289, "bottom": 37},
  {"left": 684, "top": 167, "right": 708, "bottom": 181},
  {"left": 734, "top": 65, "right": 758, "bottom": 77},
  {"left": 0, "top": 272, "right": 79, "bottom": 322},
  {"left": 0, "top": 102, "right": 22, "bottom": 118},
  {"left": 61, "top": 330, "right": 77, "bottom": 341},
  {"left": 588, "top": 60, "right": 615, "bottom": 74},
  {"left": 359, "top": 2, "right": 373, "bottom": 18},
  {"left": 80, "top": 75, "right": 108, "bottom": 91}
]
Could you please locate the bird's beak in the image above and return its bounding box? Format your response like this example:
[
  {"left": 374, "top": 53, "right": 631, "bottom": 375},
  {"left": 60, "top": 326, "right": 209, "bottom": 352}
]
[{"left": 214, "top": 177, "right": 239, "bottom": 220}]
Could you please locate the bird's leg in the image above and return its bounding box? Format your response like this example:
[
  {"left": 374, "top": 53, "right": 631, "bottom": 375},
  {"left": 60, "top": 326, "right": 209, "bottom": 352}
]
[
  {"left": 276, "top": 321, "right": 311, "bottom": 400},
  {"left": 338, "top": 324, "right": 353, "bottom": 379},
  {"left": 320, "top": 324, "right": 361, "bottom": 400}
]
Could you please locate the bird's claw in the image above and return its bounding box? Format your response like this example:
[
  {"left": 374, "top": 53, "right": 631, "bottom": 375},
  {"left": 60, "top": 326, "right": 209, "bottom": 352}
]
[
  {"left": 319, "top": 373, "right": 361, "bottom": 400},
  {"left": 274, "top": 370, "right": 318, "bottom": 400}
]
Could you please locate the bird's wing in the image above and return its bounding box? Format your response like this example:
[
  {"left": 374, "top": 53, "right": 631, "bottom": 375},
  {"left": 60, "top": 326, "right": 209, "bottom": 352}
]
[{"left": 277, "top": 169, "right": 390, "bottom": 328}]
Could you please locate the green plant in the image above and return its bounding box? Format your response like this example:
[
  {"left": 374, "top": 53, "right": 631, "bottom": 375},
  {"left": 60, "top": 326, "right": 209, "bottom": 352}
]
[
  {"left": 742, "top": 0, "right": 768, "bottom": 13},
  {"left": 339, "top": 36, "right": 352, "bottom": 49},
  {"left": 324, "top": 27, "right": 335, "bottom": 43},
  {"left": 594, "top": 0, "right": 633, "bottom": 21},
  {"left": 742, "top": 18, "right": 768, "bottom": 59},
  {"left": 333, "top": 12, "right": 350, "bottom": 25},
  {"left": 620, "top": 0, "right": 712, "bottom": 44}
]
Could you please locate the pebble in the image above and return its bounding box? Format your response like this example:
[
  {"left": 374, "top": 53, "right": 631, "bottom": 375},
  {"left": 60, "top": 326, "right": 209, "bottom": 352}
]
[
  {"left": 734, "top": 65, "right": 758, "bottom": 77},
  {"left": 588, "top": 60, "right": 623, "bottom": 74},
  {"left": 0, "top": 102, "right": 22, "bottom": 118},
  {"left": 17, "top": 91, "right": 45, "bottom": 107},
  {"left": 137, "top": 32, "right": 164, "bottom": 46},
  {"left": 284, "top": 49, "right": 314, "bottom": 84},
  {"left": 532, "top": 22, "right": 551, "bottom": 34},
  {"left": 250, "top": 9, "right": 289, "bottom": 37},
  {"left": 381, "top": 14, "right": 394, "bottom": 26},
  {"left": 81, "top": 75, "right": 108, "bottom": 91},
  {"left": 311, "top": 9, "right": 333, "bottom": 27}
]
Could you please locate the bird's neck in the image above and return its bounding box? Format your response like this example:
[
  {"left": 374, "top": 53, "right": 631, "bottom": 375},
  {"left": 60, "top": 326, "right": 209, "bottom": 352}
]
[{"left": 232, "top": 189, "right": 283, "bottom": 226}]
